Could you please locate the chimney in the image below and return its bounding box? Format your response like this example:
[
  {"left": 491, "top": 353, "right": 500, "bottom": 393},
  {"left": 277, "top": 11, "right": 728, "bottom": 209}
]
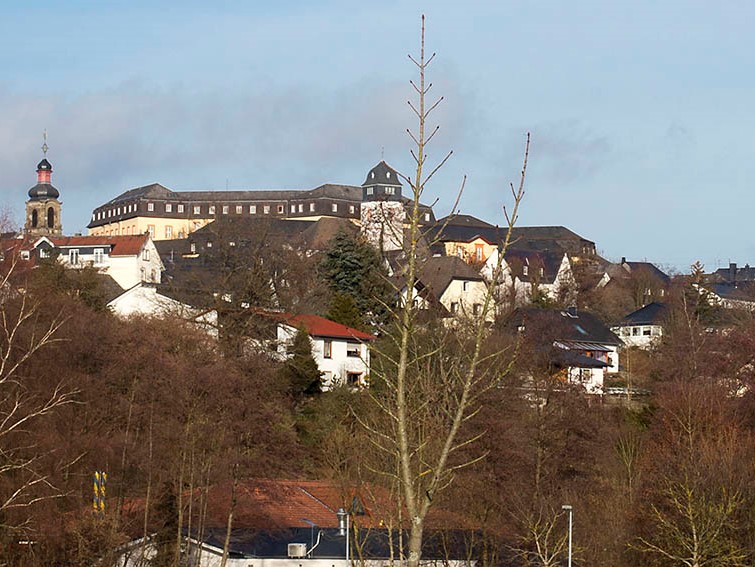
[
  {"left": 729, "top": 262, "right": 737, "bottom": 282},
  {"left": 621, "top": 257, "right": 627, "bottom": 265}
]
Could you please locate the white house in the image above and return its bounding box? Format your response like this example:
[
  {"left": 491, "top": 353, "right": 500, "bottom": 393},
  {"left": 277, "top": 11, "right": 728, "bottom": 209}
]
[
  {"left": 509, "top": 307, "right": 623, "bottom": 394},
  {"left": 270, "top": 313, "right": 374, "bottom": 389},
  {"left": 29, "top": 234, "right": 164, "bottom": 289},
  {"left": 481, "top": 248, "right": 576, "bottom": 308},
  {"left": 415, "top": 256, "right": 492, "bottom": 321},
  {"left": 611, "top": 302, "right": 668, "bottom": 349}
]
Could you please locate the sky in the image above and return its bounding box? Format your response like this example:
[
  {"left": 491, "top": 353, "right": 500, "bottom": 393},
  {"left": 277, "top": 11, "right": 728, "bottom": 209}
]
[{"left": 2, "top": 1, "right": 755, "bottom": 272}]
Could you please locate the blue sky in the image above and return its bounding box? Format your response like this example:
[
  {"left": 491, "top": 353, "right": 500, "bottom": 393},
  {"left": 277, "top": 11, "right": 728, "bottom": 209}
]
[{"left": 2, "top": 1, "right": 755, "bottom": 271}]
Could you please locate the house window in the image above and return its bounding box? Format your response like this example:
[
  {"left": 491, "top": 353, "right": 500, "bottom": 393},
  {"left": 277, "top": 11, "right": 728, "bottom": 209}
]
[
  {"left": 165, "top": 226, "right": 173, "bottom": 239},
  {"left": 147, "top": 225, "right": 155, "bottom": 237},
  {"left": 277, "top": 205, "right": 284, "bottom": 214},
  {"left": 349, "top": 205, "right": 355, "bottom": 214},
  {"left": 69, "top": 249, "right": 80, "bottom": 265},
  {"left": 20, "top": 251, "right": 30, "bottom": 260},
  {"left": 332, "top": 203, "right": 338, "bottom": 213},
  {"left": 177, "top": 204, "right": 184, "bottom": 213},
  {"left": 93, "top": 248, "right": 104, "bottom": 264},
  {"left": 190, "top": 242, "right": 196, "bottom": 253},
  {"left": 366, "top": 187, "right": 374, "bottom": 196},
  {"left": 323, "top": 340, "right": 332, "bottom": 359},
  {"left": 143, "top": 249, "right": 150, "bottom": 261},
  {"left": 165, "top": 203, "right": 172, "bottom": 213},
  {"left": 117, "top": 207, "right": 121, "bottom": 215},
  {"left": 209, "top": 205, "right": 216, "bottom": 215},
  {"left": 463, "top": 281, "right": 469, "bottom": 291},
  {"left": 424, "top": 213, "right": 431, "bottom": 222},
  {"left": 147, "top": 203, "right": 154, "bottom": 212},
  {"left": 643, "top": 327, "right": 652, "bottom": 336},
  {"left": 264, "top": 205, "right": 270, "bottom": 214},
  {"left": 298, "top": 204, "right": 304, "bottom": 213},
  {"left": 347, "top": 373, "right": 361, "bottom": 386},
  {"left": 473, "top": 303, "right": 481, "bottom": 316},
  {"left": 222, "top": 205, "right": 229, "bottom": 214},
  {"left": 476, "top": 244, "right": 483, "bottom": 261},
  {"left": 236, "top": 205, "right": 243, "bottom": 214},
  {"left": 39, "top": 248, "right": 49, "bottom": 259},
  {"left": 523, "top": 265, "right": 529, "bottom": 276},
  {"left": 385, "top": 187, "right": 395, "bottom": 195},
  {"left": 346, "top": 343, "right": 360, "bottom": 358},
  {"left": 309, "top": 203, "right": 315, "bottom": 212},
  {"left": 250, "top": 205, "right": 257, "bottom": 214},
  {"left": 207, "top": 241, "right": 213, "bottom": 248},
  {"left": 291, "top": 205, "right": 297, "bottom": 214},
  {"left": 632, "top": 327, "right": 639, "bottom": 336},
  {"left": 450, "top": 302, "right": 459, "bottom": 314},
  {"left": 193, "top": 206, "right": 201, "bottom": 215}
]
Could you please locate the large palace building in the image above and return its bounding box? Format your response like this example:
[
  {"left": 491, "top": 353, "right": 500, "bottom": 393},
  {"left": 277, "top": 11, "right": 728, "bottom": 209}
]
[{"left": 87, "top": 162, "right": 435, "bottom": 241}]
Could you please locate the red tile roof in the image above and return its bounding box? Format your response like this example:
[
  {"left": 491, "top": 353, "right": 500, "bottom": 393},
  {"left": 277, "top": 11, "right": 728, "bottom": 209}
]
[
  {"left": 51, "top": 235, "right": 148, "bottom": 256},
  {"left": 258, "top": 311, "right": 374, "bottom": 341},
  {"left": 121, "top": 478, "right": 470, "bottom": 534}
]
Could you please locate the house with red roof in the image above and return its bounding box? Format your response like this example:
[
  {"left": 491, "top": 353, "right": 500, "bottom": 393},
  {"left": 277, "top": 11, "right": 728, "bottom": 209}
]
[
  {"left": 264, "top": 312, "right": 375, "bottom": 389},
  {"left": 23, "top": 233, "right": 164, "bottom": 291}
]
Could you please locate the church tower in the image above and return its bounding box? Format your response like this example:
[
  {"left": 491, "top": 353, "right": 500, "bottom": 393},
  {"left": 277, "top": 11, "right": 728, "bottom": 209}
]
[
  {"left": 25, "top": 150, "right": 63, "bottom": 237},
  {"left": 360, "top": 160, "right": 406, "bottom": 253}
]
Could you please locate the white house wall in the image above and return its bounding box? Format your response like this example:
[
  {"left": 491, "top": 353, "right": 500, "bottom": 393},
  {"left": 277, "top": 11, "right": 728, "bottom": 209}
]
[
  {"left": 440, "top": 279, "right": 492, "bottom": 321},
  {"left": 277, "top": 325, "right": 370, "bottom": 389}
]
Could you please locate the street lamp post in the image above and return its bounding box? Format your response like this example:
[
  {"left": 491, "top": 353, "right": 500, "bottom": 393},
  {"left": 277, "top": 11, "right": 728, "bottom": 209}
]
[
  {"left": 562, "top": 504, "right": 573, "bottom": 567},
  {"left": 336, "top": 507, "right": 350, "bottom": 566}
]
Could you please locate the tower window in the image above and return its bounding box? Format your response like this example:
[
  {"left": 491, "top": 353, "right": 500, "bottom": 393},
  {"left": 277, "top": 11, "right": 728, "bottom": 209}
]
[
  {"left": 47, "top": 207, "right": 55, "bottom": 228},
  {"left": 31, "top": 209, "right": 38, "bottom": 228}
]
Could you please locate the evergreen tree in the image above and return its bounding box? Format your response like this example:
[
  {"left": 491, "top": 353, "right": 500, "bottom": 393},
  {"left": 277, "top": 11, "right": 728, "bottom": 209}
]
[
  {"left": 281, "top": 328, "right": 322, "bottom": 399},
  {"left": 319, "top": 230, "right": 393, "bottom": 328},
  {"left": 327, "top": 292, "right": 365, "bottom": 330}
]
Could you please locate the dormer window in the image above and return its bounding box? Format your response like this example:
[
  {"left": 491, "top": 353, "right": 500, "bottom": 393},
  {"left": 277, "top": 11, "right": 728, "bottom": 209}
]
[
  {"left": 523, "top": 266, "right": 528, "bottom": 276},
  {"left": 165, "top": 203, "right": 172, "bottom": 213},
  {"left": 371, "top": 172, "right": 375, "bottom": 179},
  {"left": 177, "top": 204, "right": 184, "bottom": 213},
  {"left": 147, "top": 203, "right": 154, "bottom": 212}
]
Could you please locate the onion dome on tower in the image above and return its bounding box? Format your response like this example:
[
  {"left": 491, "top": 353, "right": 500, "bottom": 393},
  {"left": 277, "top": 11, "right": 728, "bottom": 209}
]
[
  {"left": 27, "top": 159, "right": 61, "bottom": 200},
  {"left": 25, "top": 135, "right": 63, "bottom": 237}
]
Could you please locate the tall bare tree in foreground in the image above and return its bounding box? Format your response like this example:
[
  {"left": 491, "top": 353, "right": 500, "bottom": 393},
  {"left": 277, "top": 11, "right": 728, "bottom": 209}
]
[
  {"left": 0, "top": 259, "right": 75, "bottom": 531},
  {"left": 362, "top": 16, "right": 529, "bottom": 567}
]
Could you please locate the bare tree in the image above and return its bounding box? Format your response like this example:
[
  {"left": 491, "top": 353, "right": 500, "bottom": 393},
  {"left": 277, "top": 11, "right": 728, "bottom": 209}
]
[
  {"left": 0, "top": 260, "right": 76, "bottom": 530},
  {"left": 360, "top": 16, "right": 529, "bottom": 567}
]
